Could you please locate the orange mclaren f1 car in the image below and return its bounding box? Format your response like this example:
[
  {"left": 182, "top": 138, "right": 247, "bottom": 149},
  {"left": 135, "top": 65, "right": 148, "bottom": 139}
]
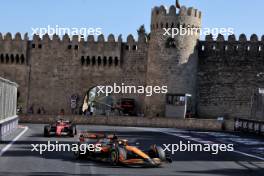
[{"left": 74, "top": 132, "right": 172, "bottom": 167}]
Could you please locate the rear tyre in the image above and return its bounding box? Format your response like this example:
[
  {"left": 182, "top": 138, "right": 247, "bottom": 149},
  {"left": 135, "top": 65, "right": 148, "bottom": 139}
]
[
  {"left": 110, "top": 147, "right": 127, "bottom": 165},
  {"left": 44, "top": 125, "right": 50, "bottom": 137}
]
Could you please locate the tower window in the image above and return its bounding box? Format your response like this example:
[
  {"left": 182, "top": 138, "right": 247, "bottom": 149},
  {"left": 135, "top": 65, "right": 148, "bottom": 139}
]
[
  {"left": 74, "top": 45, "right": 79, "bottom": 50},
  {"left": 68, "top": 45, "right": 72, "bottom": 49},
  {"left": 38, "top": 44, "right": 42, "bottom": 49},
  {"left": 165, "top": 38, "right": 176, "bottom": 48},
  {"left": 32, "top": 44, "right": 36, "bottom": 48}
]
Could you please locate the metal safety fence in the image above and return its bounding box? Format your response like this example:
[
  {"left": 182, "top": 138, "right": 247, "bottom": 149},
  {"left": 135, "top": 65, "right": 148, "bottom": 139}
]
[
  {"left": 0, "top": 77, "right": 18, "bottom": 121},
  {"left": 234, "top": 118, "right": 264, "bottom": 135}
]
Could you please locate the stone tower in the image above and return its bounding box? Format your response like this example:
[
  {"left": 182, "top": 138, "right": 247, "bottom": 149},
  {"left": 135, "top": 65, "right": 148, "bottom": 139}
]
[{"left": 144, "top": 1, "right": 202, "bottom": 117}]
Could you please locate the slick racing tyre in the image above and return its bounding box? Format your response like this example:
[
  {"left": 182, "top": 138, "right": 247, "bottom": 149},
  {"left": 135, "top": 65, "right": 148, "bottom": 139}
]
[
  {"left": 149, "top": 145, "right": 166, "bottom": 161},
  {"left": 110, "top": 147, "right": 127, "bottom": 165},
  {"left": 44, "top": 125, "right": 51, "bottom": 137},
  {"left": 74, "top": 142, "right": 86, "bottom": 159},
  {"left": 69, "top": 125, "right": 77, "bottom": 137}
]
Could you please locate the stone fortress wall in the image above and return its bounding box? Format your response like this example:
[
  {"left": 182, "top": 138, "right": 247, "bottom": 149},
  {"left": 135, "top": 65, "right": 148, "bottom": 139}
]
[
  {"left": 0, "top": 1, "right": 263, "bottom": 119},
  {"left": 0, "top": 32, "right": 148, "bottom": 115},
  {"left": 198, "top": 34, "right": 264, "bottom": 119}
]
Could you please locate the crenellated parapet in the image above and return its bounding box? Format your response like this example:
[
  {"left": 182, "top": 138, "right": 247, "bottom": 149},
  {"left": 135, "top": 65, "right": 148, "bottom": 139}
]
[
  {"left": 199, "top": 34, "right": 264, "bottom": 58},
  {"left": 0, "top": 32, "right": 28, "bottom": 65},
  {"left": 78, "top": 34, "right": 123, "bottom": 68},
  {"left": 124, "top": 25, "right": 148, "bottom": 52},
  {"left": 0, "top": 32, "right": 149, "bottom": 67},
  {"left": 151, "top": 5, "right": 202, "bottom": 32},
  {"left": 124, "top": 34, "right": 138, "bottom": 51}
]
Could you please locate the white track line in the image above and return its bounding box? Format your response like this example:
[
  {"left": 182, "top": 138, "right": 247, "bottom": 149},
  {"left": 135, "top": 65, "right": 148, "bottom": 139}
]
[
  {"left": 129, "top": 127, "right": 264, "bottom": 161},
  {"left": 161, "top": 131, "right": 264, "bottom": 161},
  {"left": 0, "top": 126, "right": 28, "bottom": 156}
]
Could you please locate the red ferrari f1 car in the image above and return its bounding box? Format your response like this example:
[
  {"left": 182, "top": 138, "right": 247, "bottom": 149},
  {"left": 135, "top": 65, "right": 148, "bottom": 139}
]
[
  {"left": 74, "top": 132, "right": 172, "bottom": 167},
  {"left": 44, "top": 119, "right": 77, "bottom": 137}
]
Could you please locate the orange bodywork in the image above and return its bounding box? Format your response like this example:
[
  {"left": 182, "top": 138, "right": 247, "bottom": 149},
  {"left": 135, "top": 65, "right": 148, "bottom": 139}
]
[{"left": 125, "top": 146, "right": 150, "bottom": 159}]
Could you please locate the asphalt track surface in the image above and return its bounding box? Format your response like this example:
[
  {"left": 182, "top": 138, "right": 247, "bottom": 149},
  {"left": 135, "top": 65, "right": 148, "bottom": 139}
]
[{"left": 0, "top": 124, "right": 263, "bottom": 176}]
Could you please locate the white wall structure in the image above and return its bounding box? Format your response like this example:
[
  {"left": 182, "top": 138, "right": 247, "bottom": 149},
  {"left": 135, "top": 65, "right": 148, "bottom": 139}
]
[{"left": 0, "top": 77, "right": 18, "bottom": 140}]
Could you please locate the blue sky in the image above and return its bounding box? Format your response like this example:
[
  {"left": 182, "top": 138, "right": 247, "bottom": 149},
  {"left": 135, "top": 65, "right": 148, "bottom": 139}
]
[{"left": 1, "top": 0, "right": 263, "bottom": 40}]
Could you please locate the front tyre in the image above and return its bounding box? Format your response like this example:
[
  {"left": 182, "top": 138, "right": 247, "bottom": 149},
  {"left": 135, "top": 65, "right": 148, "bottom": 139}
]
[
  {"left": 149, "top": 145, "right": 166, "bottom": 161},
  {"left": 69, "top": 125, "right": 77, "bottom": 137},
  {"left": 74, "top": 142, "right": 85, "bottom": 160}
]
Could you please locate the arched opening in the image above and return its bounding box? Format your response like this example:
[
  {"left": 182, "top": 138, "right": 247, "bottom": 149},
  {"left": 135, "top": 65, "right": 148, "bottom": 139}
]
[
  {"left": 81, "top": 86, "right": 138, "bottom": 117},
  {"left": 81, "top": 56, "right": 85, "bottom": 65},
  {"left": 5, "top": 54, "right": 9, "bottom": 63},
  {"left": 114, "top": 57, "right": 119, "bottom": 66},
  {"left": 0, "top": 54, "right": 4, "bottom": 63},
  {"left": 15, "top": 54, "right": 19, "bottom": 64},
  {"left": 82, "top": 86, "right": 114, "bottom": 116},
  {"left": 103, "top": 56, "right": 107, "bottom": 66},
  {"left": 11, "top": 54, "right": 14, "bottom": 63},
  {"left": 86, "top": 56, "right": 90, "bottom": 65},
  {"left": 109, "top": 57, "right": 113, "bottom": 66},
  {"left": 21, "top": 54, "right": 25, "bottom": 64},
  {"left": 98, "top": 56, "right": 102, "bottom": 66},
  {"left": 92, "top": 56, "right": 96, "bottom": 66}
]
